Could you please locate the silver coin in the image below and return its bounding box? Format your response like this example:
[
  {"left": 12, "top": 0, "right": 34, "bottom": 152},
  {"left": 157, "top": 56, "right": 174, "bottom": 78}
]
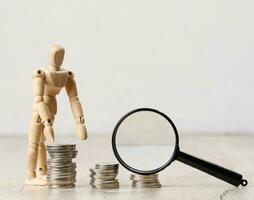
[
  {"left": 47, "top": 174, "right": 76, "bottom": 179},
  {"left": 131, "top": 178, "right": 159, "bottom": 182},
  {"left": 90, "top": 186, "right": 119, "bottom": 189},
  {"left": 132, "top": 181, "right": 160, "bottom": 185},
  {"left": 47, "top": 148, "right": 74, "bottom": 152},
  {"left": 89, "top": 182, "right": 119, "bottom": 187},
  {"left": 48, "top": 172, "right": 76, "bottom": 176},
  {"left": 47, "top": 171, "right": 76, "bottom": 175},
  {"left": 48, "top": 170, "right": 76, "bottom": 174},
  {"left": 132, "top": 178, "right": 159, "bottom": 183},
  {"left": 47, "top": 144, "right": 75, "bottom": 148},
  {"left": 48, "top": 168, "right": 76, "bottom": 172},
  {"left": 90, "top": 183, "right": 119, "bottom": 189},
  {"left": 95, "top": 162, "right": 119, "bottom": 169},
  {"left": 49, "top": 152, "right": 73, "bottom": 156},
  {"left": 95, "top": 165, "right": 118, "bottom": 169},
  {"left": 48, "top": 163, "right": 76, "bottom": 169},
  {"left": 48, "top": 158, "right": 76, "bottom": 163},
  {"left": 132, "top": 183, "right": 161, "bottom": 188},
  {"left": 47, "top": 175, "right": 76, "bottom": 179},
  {"left": 48, "top": 175, "right": 76, "bottom": 179},
  {"left": 48, "top": 159, "right": 72, "bottom": 166},
  {"left": 90, "top": 183, "right": 119, "bottom": 187},
  {"left": 47, "top": 148, "right": 73, "bottom": 151},
  {"left": 48, "top": 149, "right": 74, "bottom": 152},
  {"left": 89, "top": 173, "right": 117, "bottom": 179},
  {"left": 132, "top": 180, "right": 161, "bottom": 184},
  {"left": 94, "top": 167, "right": 118, "bottom": 171},
  {"left": 89, "top": 183, "right": 119, "bottom": 190},
  {"left": 89, "top": 168, "right": 118, "bottom": 174},
  {"left": 47, "top": 176, "right": 76, "bottom": 181},
  {"left": 47, "top": 174, "right": 75, "bottom": 179},
  {"left": 95, "top": 162, "right": 119, "bottom": 166},
  {"left": 49, "top": 169, "right": 76, "bottom": 174},
  {"left": 130, "top": 174, "right": 158, "bottom": 178},
  {"left": 48, "top": 155, "right": 74, "bottom": 159},
  {"left": 48, "top": 161, "right": 72, "bottom": 165},
  {"left": 49, "top": 165, "right": 74, "bottom": 169},
  {"left": 131, "top": 177, "right": 159, "bottom": 181},
  {"left": 48, "top": 179, "right": 76, "bottom": 183},
  {"left": 48, "top": 179, "right": 75, "bottom": 184},
  {"left": 89, "top": 169, "right": 118, "bottom": 174},
  {"left": 48, "top": 158, "right": 73, "bottom": 165},
  {"left": 47, "top": 150, "right": 72, "bottom": 153},
  {"left": 89, "top": 174, "right": 117, "bottom": 180},
  {"left": 90, "top": 179, "right": 118, "bottom": 184},
  {"left": 132, "top": 183, "right": 161, "bottom": 187},
  {"left": 48, "top": 150, "right": 74, "bottom": 152},
  {"left": 48, "top": 152, "right": 73, "bottom": 156},
  {"left": 49, "top": 156, "right": 74, "bottom": 159},
  {"left": 48, "top": 165, "right": 76, "bottom": 171},
  {"left": 132, "top": 185, "right": 161, "bottom": 188},
  {"left": 49, "top": 162, "right": 76, "bottom": 167},
  {"left": 49, "top": 155, "right": 73, "bottom": 159},
  {"left": 132, "top": 181, "right": 161, "bottom": 185},
  {"left": 49, "top": 184, "right": 75, "bottom": 189},
  {"left": 48, "top": 181, "right": 75, "bottom": 186},
  {"left": 48, "top": 166, "right": 74, "bottom": 170},
  {"left": 132, "top": 184, "right": 161, "bottom": 188}
]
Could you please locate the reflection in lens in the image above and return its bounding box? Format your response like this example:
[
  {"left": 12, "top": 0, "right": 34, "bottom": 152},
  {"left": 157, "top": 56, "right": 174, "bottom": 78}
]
[{"left": 115, "top": 111, "right": 176, "bottom": 172}]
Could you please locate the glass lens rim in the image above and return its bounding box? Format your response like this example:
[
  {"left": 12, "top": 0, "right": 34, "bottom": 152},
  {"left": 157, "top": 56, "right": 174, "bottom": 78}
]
[{"left": 111, "top": 107, "right": 180, "bottom": 175}]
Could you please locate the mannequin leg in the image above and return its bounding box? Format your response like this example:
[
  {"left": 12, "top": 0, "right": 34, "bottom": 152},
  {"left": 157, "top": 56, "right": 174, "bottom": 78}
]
[
  {"left": 37, "top": 114, "right": 55, "bottom": 176},
  {"left": 25, "top": 111, "right": 47, "bottom": 186},
  {"left": 37, "top": 132, "right": 47, "bottom": 177}
]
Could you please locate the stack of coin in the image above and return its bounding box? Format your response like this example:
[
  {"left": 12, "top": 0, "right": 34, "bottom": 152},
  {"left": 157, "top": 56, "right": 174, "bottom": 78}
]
[
  {"left": 47, "top": 144, "right": 77, "bottom": 189},
  {"left": 130, "top": 173, "right": 161, "bottom": 188},
  {"left": 89, "top": 162, "right": 119, "bottom": 189}
]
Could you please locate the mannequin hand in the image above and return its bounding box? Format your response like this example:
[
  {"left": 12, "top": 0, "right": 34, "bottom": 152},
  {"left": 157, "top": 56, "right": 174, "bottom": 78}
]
[
  {"left": 44, "top": 123, "right": 55, "bottom": 143},
  {"left": 76, "top": 124, "right": 88, "bottom": 140}
]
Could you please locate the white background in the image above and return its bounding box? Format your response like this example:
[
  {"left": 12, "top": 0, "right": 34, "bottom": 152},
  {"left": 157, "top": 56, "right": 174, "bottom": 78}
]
[{"left": 0, "top": 0, "right": 253, "bottom": 135}]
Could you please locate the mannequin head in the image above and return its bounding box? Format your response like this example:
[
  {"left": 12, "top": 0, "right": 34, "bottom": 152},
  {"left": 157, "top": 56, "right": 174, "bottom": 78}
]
[{"left": 48, "top": 45, "right": 65, "bottom": 70}]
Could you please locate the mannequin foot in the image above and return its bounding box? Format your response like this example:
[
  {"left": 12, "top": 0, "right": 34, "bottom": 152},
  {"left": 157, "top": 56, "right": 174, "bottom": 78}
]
[
  {"left": 38, "top": 174, "right": 47, "bottom": 180},
  {"left": 24, "top": 177, "right": 47, "bottom": 186}
]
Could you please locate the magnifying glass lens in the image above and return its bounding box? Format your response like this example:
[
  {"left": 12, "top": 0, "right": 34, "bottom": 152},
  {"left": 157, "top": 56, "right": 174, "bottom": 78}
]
[{"left": 115, "top": 110, "right": 177, "bottom": 172}]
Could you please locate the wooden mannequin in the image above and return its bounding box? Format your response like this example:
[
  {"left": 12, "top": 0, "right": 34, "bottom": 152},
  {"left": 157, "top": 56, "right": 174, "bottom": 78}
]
[{"left": 25, "top": 45, "right": 88, "bottom": 186}]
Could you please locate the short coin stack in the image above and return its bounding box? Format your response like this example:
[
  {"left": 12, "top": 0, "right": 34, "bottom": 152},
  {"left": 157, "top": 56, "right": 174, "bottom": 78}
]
[
  {"left": 89, "top": 162, "right": 119, "bottom": 189},
  {"left": 47, "top": 144, "right": 77, "bottom": 189},
  {"left": 130, "top": 173, "right": 161, "bottom": 188}
]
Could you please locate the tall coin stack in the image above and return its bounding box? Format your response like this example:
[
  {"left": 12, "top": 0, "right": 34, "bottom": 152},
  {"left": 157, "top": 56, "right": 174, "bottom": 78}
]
[
  {"left": 47, "top": 144, "right": 77, "bottom": 189},
  {"left": 130, "top": 173, "right": 161, "bottom": 188},
  {"left": 89, "top": 162, "right": 120, "bottom": 189}
]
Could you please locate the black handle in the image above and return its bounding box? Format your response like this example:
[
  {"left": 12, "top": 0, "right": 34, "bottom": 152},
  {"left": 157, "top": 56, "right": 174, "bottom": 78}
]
[{"left": 176, "top": 151, "right": 247, "bottom": 186}]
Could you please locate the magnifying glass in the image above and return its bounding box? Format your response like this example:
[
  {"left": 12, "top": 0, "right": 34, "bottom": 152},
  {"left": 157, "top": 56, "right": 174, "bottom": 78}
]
[{"left": 111, "top": 108, "right": 248, "bottom": 187}]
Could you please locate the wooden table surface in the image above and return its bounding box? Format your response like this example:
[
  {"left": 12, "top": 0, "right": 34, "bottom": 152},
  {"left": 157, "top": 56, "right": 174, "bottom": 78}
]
[{"left": 0, "top": 134, "right": 253, "bottom": 200}]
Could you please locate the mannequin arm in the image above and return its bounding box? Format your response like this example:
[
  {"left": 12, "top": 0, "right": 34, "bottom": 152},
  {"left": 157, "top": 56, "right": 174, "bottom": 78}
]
[
  {"left": 32, "top": 69, "right": 51, "bottom": 124},
  {"left": 32, "top": 69, "right": 54, "bottom": 142},
  {"left": 65, "top": 74, "right": 84, "bottom": 124},
  {"left": 65, "top": 73, "right": 87, "bottom": 140}
]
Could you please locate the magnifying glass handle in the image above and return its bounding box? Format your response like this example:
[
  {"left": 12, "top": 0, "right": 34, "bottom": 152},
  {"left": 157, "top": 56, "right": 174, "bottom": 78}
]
[{"left": 176, "top": 151, "right": 247, "bottom": 187}]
